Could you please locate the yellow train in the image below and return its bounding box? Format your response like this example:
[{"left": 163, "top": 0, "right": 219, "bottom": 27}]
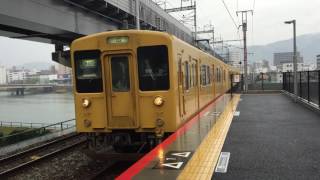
[{"left": 71, "top": 30, "right": 238, "bottom": 150}]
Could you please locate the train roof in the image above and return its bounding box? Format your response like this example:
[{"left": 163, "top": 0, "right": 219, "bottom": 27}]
[{"left": 72, "top": 30, "right": 240, "bottom": 73}]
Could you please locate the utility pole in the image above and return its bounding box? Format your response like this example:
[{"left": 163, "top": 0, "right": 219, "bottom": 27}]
[
  {"left": 237, "top": 10, "right": 253, "bottom": 93},
  {"left": 135, "top": 0, "right": 140, "bottom": 30}
]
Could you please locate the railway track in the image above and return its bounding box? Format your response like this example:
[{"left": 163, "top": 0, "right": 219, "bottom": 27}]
[{"left": 0, "top": 133, "right": 86, "bottom": 178}]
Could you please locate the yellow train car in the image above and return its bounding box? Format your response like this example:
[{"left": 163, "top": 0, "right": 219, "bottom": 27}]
[{"left": 71, "top": 30, "right": 238, "bottom": 149}]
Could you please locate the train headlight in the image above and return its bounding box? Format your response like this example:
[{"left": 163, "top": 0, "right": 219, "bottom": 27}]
[
  {"left": 82, "top": 98, "right": 91, "bottom": 108},
  {"left": 153, "top": 96, "right": 164, "bottom": 106}
]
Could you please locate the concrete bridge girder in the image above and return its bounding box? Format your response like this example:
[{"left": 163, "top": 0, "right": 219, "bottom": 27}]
[{"left": 0, "top": 0, "right": 118, "bottom": 43}]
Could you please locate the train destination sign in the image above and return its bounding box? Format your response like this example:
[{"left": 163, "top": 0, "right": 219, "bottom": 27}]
[
  {"left": 153, "top": 151, "right": 193, "bottom": 170},
  {"left": 107, "top": 36, "right": 129, "bottom": 44}
]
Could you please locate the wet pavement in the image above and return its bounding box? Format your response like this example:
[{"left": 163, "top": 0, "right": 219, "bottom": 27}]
[{"left": 214, "top": 94, "right": 320, "bottom": 180}]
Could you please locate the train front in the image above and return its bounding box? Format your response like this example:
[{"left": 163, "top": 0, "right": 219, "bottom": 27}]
[{"left": 71, "top": 30, "right": 176, "bottom": 150}]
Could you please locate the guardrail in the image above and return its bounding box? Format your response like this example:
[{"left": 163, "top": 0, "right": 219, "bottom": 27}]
[
  {"left": 0, "top": 119, "right": 75, "bottom": 147},
  {"left": 0, "top": 121, "right": 74, "bottom": 129},
  {"left": 283, "top": 70, "right": 320, "bottom": 107}
]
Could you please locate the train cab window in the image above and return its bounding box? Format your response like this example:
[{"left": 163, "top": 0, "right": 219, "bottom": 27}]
[
  {"left": 111, "top": 56, "right": 130, "bottom": 92},
  {"left": 137, "top": 45, "right": 169, "bottom": 91},
  {"left": 74, "top": 50, "right": 103, "bottom": 93}
]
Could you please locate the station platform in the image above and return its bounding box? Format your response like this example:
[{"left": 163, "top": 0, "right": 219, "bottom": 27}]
[
  {"left": 214, "top": 94, "right": 320, "bottom": 180},
  {"left": 117, "top": 94, "right": 240, "bottom": 180},
  {"left": 117, "top": 93, "right": 320, "bottom": 180}
]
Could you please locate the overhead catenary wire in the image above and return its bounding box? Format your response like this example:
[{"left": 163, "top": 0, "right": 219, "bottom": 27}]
[
  {"left": 252, "top": 0, "right": 256, "bottom": 10},
  {"left": 251, "top": 0, "right": 255, "bottom": 46},
  {"left": 220, "top": 0, "right": 239, "bottom": 30}
]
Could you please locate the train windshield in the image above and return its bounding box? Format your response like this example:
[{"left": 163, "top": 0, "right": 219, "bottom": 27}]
[
  {"left": 137, "top": 45, "right": 169, "bottom": 91},
  {"left": 74, "top": 50, "right": 103, "bottom": 93}
]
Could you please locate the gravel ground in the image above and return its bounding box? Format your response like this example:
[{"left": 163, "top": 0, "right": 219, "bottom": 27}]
[{"left": 7, "top": 147, "right": 114, "bottom": 180}]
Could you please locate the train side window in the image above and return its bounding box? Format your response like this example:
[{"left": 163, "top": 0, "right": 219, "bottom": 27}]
[
  {"left": 74, "top": 50, "right": 103, "bottom": 93},
  {"left": 178, "top": 57, "right": 182, "bottom": 85},
  {"left": 194, "top": 63, "right": 198, "bottom": 86},
  {"left": 201, "top": 65, "right": 206, "bottom": 86},
  {"left": 192, "top": 64, "right": 195, "bottom": 87},
  {"left": 137, "top": 45, "right": 169, "bottom": 91},
  {"left": 184, "top": 62, "right": 190, "bottom": 90},
  {"left": 212, "top": 65, "right": 215, "bottom": 82},
  {"left": 190, "top": 64, "right": 194, "bottom": 88},
  {"left": 217, "top": 68, "right": 220, "bottom": 83},
  {"left": 219, "top": 68, "right": 222, "bottom": 82},
  {"left": 207, "top": 66, "right": 211, "bottom": 84},
  {"left": 216, "top": 68, "right": 219, "bottom": 83}
]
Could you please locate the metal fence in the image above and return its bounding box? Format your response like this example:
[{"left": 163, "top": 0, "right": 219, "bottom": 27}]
[
  {"left": 0, "top": 120, "right": 75, "bottom": 129},
  {"left": 247, "top": 72, "right": 283, "bottom": 91},
  {"left": 283, "top": 70, "right": 320, "bottom": 107},
  {"left": 0, "top": 119, "right": 75, "bottom": 147}
]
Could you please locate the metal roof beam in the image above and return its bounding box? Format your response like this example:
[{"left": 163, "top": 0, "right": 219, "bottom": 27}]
[
  {"left": 165, "top": 5, "right": 195, "bottom": 13},
  {"left": 197, "top": 30, "right": 214, "bottom": 34}
]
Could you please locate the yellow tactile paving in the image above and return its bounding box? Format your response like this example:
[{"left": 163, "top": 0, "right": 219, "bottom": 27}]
[{"left": 178, "top": 94, "right": 240, "bottom": 180}]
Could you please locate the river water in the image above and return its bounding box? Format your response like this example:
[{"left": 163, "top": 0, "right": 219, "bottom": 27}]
[{"left": 0, "top": 92, "right": 75, "bottom": 125}]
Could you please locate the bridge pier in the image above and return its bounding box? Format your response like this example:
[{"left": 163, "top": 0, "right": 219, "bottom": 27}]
[{"left": 15, "top": 88, "right": 25, "bottom": 96}]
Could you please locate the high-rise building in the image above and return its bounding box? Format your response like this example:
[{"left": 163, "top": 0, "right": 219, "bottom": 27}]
[
  {"left": 317, "top": 54, "right": 320, "bottom": 70},
  {"left": 0, "top": 65, "right": 7, "bottom": 84},
  {"left": 273, "top": 52, "right": 303, "bottom": 66},
  {"left": 7, "top": 68, "right": 28, "bottom": 83}
]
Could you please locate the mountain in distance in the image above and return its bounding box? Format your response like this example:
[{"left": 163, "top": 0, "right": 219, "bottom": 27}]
[
  {"left": 16, "top": 61, "right": 54, "bottom": 71},
  {"left": 248, "top": 32, "right": 320, "bottom": 65}
]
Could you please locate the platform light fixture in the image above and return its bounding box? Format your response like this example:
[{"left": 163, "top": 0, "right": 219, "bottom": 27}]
[{"left": 284, "top": 19, "right": 298, "bottom": 102}]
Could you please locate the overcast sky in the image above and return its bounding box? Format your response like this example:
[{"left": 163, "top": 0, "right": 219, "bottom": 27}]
[
  {"left": 167, "top": 0, "right": 320, "bottom": 45},
  {"left": 0, "top": 0, "right": 320, "bottom": 67}
]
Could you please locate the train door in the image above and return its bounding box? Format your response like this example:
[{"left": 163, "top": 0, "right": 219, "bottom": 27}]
[
  {"left": 178, "top": 55, "right": 186, "bottom": 117},
  {"left": 104, "top": 54, "right": 136, "bottom": 128}
]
